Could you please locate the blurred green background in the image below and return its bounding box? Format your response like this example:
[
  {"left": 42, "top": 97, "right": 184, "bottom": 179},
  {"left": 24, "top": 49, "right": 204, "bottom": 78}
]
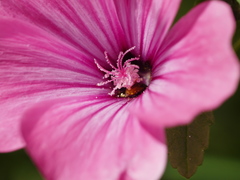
[{"left": 0, "top": 0, "right": 239, "bottom": 179}]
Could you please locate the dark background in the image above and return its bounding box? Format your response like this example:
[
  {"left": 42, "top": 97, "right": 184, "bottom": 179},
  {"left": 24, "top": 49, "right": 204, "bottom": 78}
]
[{"left": 0, "top": 1, "right": 239, "bottom": 179}]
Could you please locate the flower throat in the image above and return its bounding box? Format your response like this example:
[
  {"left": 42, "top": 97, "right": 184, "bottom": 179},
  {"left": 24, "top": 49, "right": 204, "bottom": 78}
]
[{"left": 95, "top": 47, "right": 151, "bottom": 98}]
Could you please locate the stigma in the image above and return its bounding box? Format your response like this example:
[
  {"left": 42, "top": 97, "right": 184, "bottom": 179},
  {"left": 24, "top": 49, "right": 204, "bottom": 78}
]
[{"left": 95, "top": 47, "right": 144, "bottom": 97}]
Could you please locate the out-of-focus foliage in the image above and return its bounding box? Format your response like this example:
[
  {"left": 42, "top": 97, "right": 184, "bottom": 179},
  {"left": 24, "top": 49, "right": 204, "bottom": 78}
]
[
  {"left": 166, "top": 112, "right": 214, "bottom": 179},
  {"left": 163, "top": 156, "right": 240, "bottom": 180},
  {"left": 0, "top": 150, "right": 43, "bottom": 180}
]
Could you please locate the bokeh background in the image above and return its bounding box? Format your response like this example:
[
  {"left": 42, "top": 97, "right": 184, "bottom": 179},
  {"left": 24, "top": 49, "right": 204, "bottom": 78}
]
[{"left": 0, "top": 0, "right": 239, "bottom": 179}]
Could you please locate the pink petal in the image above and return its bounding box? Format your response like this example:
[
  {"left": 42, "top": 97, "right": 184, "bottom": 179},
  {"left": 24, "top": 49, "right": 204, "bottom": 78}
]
[
  {"left": 131, "top": 1, "right": 240, "bottom": 128},
  {"left": 0, "top": 0, "right": 126, "bottom": 60},
  {"left": 0, "top": 18, "right": 107, "bottom": 151},
  {"left": 114, "top": 0, "right": 181, "bottom": 60},
  {"left": 21, "top": 97, "right": 167, "bottom": 180}
]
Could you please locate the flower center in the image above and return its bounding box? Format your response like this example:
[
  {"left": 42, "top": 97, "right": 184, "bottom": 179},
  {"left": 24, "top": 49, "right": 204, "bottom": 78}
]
[{"left": 95, "top": 47, "right": 151, "bottom": 98}]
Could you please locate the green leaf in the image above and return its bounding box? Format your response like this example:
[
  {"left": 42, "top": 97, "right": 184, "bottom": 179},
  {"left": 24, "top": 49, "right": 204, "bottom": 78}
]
[
  {"left": 166, "top": 112, "right": 214, "bottom": 179},
  {"left": 162, "top": 155, "right": 240, "bottom": 180}
]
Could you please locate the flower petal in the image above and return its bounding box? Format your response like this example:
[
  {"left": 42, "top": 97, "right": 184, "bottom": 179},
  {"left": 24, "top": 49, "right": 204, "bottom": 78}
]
[
  {"left": 131, "top": 1, "right": 240, "bottom": 127},
  {"left": 21, "top": 97, "right": 167, "bottom": 180},
  {"left": 0, "top": 18, "right": 107, "bottom": 151},
  {"left": 114, "top": 0, "right": 181, "bottom": 60},
  {"left": 0, "top": 0, "right": 126, "bottom": 59}
]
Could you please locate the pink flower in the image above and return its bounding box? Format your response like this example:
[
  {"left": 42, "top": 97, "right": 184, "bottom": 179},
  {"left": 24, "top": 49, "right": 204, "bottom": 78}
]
[{"left": 0, "top": 0, "right": 239, "bottom": 179}]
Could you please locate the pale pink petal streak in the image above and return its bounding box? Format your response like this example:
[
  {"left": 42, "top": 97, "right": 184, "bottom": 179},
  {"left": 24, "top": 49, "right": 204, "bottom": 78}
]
[
  {"left": 0, "top": 18, "right": 107, "bottom": 151},
  {"left": 0, "top": 0, "right": 126, "bottom": 61},
  {"left": 131, "top": 1, "right": 240, "bottom": 128},
  {"left": 21, "top": 97, "right": 167, "bottom": 180},
  {"left": 114, "top": 0, "right": 181, "bottom": 60}
]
